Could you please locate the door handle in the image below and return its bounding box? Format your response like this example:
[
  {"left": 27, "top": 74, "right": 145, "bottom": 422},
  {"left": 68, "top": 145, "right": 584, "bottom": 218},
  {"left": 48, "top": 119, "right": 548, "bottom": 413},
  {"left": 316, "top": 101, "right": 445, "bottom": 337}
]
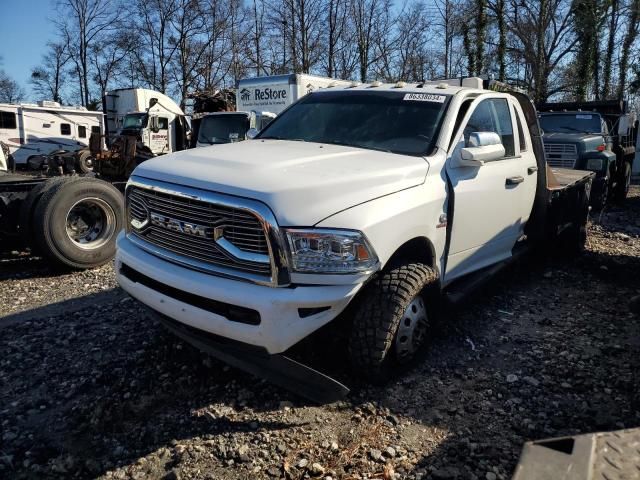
[
  {"left": 527, "top": 166, "right": 538, "bottom": 175},
  {"left": 506, "top": 176, "right": 524, "bottom": 186}
]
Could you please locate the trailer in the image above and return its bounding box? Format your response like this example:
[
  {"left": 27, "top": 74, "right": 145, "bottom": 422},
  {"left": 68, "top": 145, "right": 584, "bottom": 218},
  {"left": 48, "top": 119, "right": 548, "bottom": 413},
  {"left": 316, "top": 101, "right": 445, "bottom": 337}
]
[{"left": 0, "top": 101, "right": 104, "bottom": 168}]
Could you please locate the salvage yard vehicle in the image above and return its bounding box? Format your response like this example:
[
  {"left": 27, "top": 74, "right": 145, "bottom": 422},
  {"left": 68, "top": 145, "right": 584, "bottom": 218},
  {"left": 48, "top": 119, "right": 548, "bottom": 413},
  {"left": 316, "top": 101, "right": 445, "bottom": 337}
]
[
  {"left": 0, "top": 100, "right": 104, "bottom": 168},
  {"left": 195, "top": 110, "right": 276, "bottom": 147},
  {"left": 115, "top": 77, "right": 594, "bottom": 402},
  {"left": 236, "top": 73, "right": 353, "bottom": 115},
  {"left": 0, "top": 88, "right": 196, "bottom": 269},
  {"left": 538, "top": 100, "right": 638, "bottom": 209}
]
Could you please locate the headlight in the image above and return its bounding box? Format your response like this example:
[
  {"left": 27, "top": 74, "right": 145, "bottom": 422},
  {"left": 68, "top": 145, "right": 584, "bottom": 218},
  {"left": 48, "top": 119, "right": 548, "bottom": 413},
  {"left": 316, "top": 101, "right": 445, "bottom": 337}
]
[
  {"left": 586, "top": 158, "right": 604, "bottom": 171},
  {"left": 285, "top": 229, "right": 378, "bottom": 274}
]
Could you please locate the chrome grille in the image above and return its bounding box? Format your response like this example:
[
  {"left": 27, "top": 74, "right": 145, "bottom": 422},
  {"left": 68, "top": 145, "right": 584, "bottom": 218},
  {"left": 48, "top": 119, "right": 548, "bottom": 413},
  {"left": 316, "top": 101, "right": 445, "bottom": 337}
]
[
  {"left": 127, "top": 185, "right": 271, "bottom": 277},
  {"left": 543, "top": 143, "right": 578, "bottom": 168}
]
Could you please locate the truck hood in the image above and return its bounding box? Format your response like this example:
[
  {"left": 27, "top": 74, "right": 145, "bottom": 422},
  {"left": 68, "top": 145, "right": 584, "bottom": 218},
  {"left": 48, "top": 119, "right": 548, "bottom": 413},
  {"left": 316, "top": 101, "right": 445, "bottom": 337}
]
[
  {"left": 133, "top": 140, "right": 429, "bottom": 226},
  {"left": 543, "top": 132, "right": 603, "bottom": 143}
]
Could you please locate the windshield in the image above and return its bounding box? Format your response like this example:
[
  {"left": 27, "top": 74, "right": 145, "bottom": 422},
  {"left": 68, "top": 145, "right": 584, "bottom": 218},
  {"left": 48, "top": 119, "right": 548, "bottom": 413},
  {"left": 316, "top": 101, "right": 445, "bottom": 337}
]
[
  {"left": 257, "top": 90, "right": 450, "bottom": 156},
  {"left": 122, "top": 113, "right": 148, "bottom": 130},
  {"left": 198, "top": 114, "right": 249, "bottom": 145},
  {"left": 539, "top": 113, "right": 602, "bottom": 134}
]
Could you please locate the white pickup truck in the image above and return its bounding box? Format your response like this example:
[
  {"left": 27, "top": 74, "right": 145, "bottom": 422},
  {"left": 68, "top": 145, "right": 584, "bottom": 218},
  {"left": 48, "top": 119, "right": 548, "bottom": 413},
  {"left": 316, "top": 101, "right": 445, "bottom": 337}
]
[{"left": 115, "top": 78, "right": 593, "bottom": 401}]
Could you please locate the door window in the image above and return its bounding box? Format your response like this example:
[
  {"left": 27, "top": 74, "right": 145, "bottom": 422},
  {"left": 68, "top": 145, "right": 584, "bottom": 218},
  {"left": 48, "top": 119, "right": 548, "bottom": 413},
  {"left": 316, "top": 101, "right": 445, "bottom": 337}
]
[
  {"left": 158, "top": 117, "right": 168, "bottom": 130},
  {"left": 514, "top": 109, "right": 527, "bottom": 152},
  {"left": 463, "top": 98, "right": 515, "bottom": 158}
]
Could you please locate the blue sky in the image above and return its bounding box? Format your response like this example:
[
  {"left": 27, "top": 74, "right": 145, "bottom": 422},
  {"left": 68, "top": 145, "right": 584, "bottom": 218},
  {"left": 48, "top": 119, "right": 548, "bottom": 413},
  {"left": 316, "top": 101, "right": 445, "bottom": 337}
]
[{"left": 1, "top": 0, "right": 58, "bottom": 99}]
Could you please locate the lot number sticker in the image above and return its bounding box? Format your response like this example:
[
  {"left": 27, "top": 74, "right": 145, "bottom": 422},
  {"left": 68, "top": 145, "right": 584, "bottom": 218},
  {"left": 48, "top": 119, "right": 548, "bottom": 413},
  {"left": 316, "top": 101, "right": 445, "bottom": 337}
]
[{"left": 403, "top": 93, "right": 447, "bottom": 103}]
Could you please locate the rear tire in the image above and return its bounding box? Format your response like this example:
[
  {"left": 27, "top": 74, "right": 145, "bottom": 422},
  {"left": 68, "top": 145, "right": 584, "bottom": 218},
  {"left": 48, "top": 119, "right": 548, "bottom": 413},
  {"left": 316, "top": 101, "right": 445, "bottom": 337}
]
[
  {"left": 613, "top": 162, "right": 631, "bottom": 203},
  {"left": 348, "top": 263, "right": 437, "bottom": 383},
  {"left": 32, "top": 178, "right": 124, "bottom": 269},
  {"left": 75, "top": 150, "right": 94, "bottom": 174},
  {"left": 19, "top": 177, "right": 80, "bottom": 246}
]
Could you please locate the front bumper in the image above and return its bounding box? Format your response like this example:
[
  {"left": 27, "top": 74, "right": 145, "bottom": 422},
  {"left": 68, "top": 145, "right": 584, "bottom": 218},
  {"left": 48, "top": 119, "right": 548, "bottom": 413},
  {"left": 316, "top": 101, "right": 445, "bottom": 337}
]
[{"left": 115, "top": 232, "right": 363, "bottom": 354}]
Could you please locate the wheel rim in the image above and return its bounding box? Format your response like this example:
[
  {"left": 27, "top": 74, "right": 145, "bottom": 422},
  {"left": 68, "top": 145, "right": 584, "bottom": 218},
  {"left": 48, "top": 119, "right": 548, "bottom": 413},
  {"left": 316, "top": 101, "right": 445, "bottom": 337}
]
[
  {"left": 395, "top": 295, "right": 429, "bottom": 363},
  {"left": 65, "top": 197, "right": 116, "bottom": 250}
]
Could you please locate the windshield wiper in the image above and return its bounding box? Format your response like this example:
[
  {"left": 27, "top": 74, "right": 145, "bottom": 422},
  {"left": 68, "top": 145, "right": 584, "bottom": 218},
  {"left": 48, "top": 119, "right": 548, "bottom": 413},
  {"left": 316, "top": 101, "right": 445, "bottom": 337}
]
[
  {"left": 259, "top": 136, "right": 307, "bottom": 142},
  {"left": 321, "top": 140, "right": 392, "bottom": 153}
]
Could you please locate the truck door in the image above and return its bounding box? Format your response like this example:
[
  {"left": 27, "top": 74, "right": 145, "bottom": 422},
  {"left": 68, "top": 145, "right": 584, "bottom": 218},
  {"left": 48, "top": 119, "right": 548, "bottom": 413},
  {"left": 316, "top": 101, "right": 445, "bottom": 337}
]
[{"left": 444, "top": 95, "right": 537, "bottom": 282}]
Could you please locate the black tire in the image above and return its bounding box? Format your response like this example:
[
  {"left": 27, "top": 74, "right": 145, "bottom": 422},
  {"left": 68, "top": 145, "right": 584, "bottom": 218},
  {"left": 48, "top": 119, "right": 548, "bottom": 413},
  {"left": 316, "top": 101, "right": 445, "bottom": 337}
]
[
  {"left": 7, "top": 153, "right": 15, "bottom": 172},
  {"left": 18, "top": 177, "right": 80, "bottom": 246},
  {"left": 32, "top": 178, "right": 124, "bottom": 269},
  {"left": 75, "top": 150, "right": 94, "bottom": 174},
  {"left": 348, "top": 263, "right": 438, "bottom": 383},
  {"left": 591, "top": 181, "right": 608, "bottom": 211},
  {"left": 613, "top": 161, "right": 631, "bottom": 203},
  {"left": 561, "top": 181, "right": 590, "bottom": 255}
]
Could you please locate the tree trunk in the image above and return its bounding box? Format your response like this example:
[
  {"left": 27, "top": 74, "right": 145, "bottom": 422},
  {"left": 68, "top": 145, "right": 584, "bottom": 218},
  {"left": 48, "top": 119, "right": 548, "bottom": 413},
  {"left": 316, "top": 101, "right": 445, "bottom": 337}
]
[
  {"left": 602, "top": 0, "right": 618, "bottom": 98},
  {"left": 617, "top": 0, "right": 640, "bottom": 98}
]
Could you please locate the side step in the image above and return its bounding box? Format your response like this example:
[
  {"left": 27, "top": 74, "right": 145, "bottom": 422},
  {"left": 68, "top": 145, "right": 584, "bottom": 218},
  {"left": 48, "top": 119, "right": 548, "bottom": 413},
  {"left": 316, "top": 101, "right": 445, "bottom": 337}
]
[
  {"left": 444, "top": 244, "right": 531, "bottom": 305},
  {"left": 149, "top": 309, "right": 350, "bottom": 404}
]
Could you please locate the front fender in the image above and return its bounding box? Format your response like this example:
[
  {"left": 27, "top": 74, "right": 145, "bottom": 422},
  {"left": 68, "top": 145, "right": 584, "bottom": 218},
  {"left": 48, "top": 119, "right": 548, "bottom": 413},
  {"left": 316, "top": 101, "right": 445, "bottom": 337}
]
[
  {"left": 577, "top": 150, "right": 616, "bottom": 176},
  {"left": 315, "top": 179, "right": 448, "bottom": 276}
]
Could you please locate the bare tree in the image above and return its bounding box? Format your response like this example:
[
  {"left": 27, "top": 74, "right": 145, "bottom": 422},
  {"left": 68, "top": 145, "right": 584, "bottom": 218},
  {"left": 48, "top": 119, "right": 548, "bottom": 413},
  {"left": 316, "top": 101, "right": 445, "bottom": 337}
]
[
  {"left": 0, "top": 71, "right": 25, "bottom": 103},
  {"left": 30, "top": 42, "right": 71, "bottom": 103},
  {"left": 130, "top": 0, "right": 180, "bottom": 93},
  {"left": 57, "top": 0, "right": 121, "bottom": 106},
  {"left": 508, "top": 0, "right": 577, "bottom": 102}
]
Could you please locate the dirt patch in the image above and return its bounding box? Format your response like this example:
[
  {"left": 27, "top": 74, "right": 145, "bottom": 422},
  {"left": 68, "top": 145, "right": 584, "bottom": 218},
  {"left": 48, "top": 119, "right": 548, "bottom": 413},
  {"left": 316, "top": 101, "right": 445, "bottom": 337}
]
[{"left": 1, "top": 189, "right": 639, "bottom": 480}]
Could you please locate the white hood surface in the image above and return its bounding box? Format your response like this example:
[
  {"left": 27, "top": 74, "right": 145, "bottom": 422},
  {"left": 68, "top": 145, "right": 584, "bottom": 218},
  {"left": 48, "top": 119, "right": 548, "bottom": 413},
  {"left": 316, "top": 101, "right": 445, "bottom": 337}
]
[{"left": 133, "top": 140, "right": 429, "bottom": 226}]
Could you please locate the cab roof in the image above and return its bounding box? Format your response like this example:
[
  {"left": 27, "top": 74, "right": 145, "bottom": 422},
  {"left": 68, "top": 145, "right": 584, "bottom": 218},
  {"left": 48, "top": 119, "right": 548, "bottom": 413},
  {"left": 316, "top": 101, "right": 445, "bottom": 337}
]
[{"left": 314, "top": 77, "right": 488, "bottom": 96}]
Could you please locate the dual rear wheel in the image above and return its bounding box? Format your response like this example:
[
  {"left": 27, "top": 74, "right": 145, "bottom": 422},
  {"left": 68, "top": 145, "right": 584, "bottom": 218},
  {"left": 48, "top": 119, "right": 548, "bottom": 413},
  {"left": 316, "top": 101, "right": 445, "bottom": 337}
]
[{"left": 20, "top": 177, "right": 123, "bottom": 269}]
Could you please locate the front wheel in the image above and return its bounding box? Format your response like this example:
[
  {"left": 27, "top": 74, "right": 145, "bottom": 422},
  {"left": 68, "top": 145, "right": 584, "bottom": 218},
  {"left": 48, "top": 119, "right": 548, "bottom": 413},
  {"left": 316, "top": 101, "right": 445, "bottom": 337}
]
[{"left": 348, "top": 263, "right": 437, "bottom": 383}]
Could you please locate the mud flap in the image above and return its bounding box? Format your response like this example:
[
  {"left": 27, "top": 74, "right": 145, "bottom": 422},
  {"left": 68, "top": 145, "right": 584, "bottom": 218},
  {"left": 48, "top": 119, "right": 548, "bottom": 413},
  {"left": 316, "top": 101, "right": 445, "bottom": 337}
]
[{"left": 149, "top": 309, "right": 350, "bottom": 404}]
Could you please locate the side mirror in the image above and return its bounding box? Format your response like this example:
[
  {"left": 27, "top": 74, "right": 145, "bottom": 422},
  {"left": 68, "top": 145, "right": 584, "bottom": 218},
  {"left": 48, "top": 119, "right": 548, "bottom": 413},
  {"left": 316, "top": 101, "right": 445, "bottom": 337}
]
[
  {"left": 456, "top": 132, "right": 505, "bottom": 167},
  {"left": 149, "top": 116, "right": 159, "bottom": 133},
  {"left": 618, "top": 114, "right": 630, "bottom": 136},
  {"left": 246, "top": 128, "right": 259, "bottom": 139}
]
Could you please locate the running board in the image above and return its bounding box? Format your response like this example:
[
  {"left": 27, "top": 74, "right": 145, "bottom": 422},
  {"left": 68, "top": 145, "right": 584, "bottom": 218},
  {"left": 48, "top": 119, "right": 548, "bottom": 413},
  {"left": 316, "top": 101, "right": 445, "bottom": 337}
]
[
  {"left": 444, "top": 245, "right": 531, "bottom": 305},
  {"left": 150, "top": 309, "right": 350, "bottom": 404}
]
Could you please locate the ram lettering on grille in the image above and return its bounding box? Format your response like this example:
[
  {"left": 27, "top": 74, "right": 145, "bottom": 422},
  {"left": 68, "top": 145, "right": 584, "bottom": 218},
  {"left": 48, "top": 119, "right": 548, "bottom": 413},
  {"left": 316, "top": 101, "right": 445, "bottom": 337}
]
[{"left": 150, "top": 213, "right": 211, "bottom": 238}]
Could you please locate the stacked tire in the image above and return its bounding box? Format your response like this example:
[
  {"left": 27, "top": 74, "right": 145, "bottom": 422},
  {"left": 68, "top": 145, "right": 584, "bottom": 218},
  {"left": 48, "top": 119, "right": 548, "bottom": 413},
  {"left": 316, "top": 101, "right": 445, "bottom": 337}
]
[{"left": 19, "top": 177, "right": 123, "bottom": 269}]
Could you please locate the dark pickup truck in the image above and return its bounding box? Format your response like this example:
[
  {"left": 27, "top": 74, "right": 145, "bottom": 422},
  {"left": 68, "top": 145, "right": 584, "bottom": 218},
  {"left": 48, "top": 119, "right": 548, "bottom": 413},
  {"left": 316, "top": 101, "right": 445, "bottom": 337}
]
[{"left": 538, "top": 100, "right": 638, "bottom": 209}]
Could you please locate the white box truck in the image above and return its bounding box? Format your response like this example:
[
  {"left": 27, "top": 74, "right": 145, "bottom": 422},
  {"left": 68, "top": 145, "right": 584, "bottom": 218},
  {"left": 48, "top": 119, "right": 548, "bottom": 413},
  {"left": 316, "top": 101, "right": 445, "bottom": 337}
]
[{"left": 236, "top": 74, "right": 352, "bottom": 115}]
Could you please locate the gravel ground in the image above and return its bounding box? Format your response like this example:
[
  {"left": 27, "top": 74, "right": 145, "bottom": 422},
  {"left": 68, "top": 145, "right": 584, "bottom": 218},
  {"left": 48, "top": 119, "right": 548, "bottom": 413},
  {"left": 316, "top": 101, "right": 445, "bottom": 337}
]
[{"left": 1, "top": 188, "right": 639, "bottom": 480}]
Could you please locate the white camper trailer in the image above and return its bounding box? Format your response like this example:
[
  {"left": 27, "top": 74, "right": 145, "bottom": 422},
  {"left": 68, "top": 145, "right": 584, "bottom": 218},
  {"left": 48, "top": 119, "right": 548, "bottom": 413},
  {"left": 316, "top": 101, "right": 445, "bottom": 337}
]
[
  {"left": 236, "top": 74, "right": 352, "bottom": 115},
  {"left": 0, "top": 101, "right": 103, "bottom": 166},
  {"left": 103, "top": 88, "right": 189, "bottom": 155}
]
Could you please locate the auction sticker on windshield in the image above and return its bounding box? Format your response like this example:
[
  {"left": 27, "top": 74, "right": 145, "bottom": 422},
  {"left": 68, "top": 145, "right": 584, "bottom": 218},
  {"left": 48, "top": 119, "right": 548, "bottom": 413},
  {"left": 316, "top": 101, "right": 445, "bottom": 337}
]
[{"left": 403, "top": 93, "right": 447, "bottom": 103}]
